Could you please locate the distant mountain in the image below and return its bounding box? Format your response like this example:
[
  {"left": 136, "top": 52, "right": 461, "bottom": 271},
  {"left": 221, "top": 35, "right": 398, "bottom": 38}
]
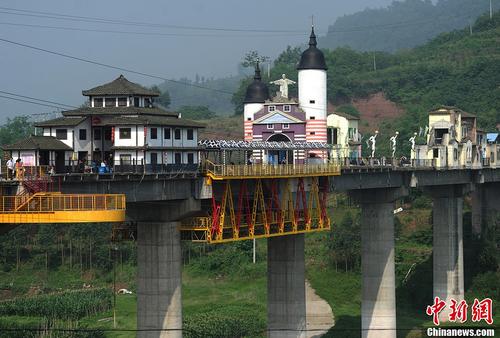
[
  {"left": 158, "top": 75, "right": 243, "bottom": 116},
  {"left": 320, "top": 0, "right": 499, "bottom": 52}
]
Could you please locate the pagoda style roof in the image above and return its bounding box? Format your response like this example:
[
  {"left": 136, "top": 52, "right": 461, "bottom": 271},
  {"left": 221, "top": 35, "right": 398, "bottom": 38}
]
[
  {"left": 3, "top": 135, "right": 72, "bottom": 151},
  {"left": 35, "top": 116, "right": 87, "bottom": 127},
  {"left": 99, "top": 115, "right": 205, "bottom": 128},
  {"left": 82, "top": 75, "right": 159, "bottom": 97},
  {"left": 62, "top": 106, "right": 178, "bottom": 118}
]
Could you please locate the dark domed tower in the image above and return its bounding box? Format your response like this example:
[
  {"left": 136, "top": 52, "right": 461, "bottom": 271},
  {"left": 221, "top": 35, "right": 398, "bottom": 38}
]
[{"left": 243, "top": 63, "right": 269, "bottom": 141}]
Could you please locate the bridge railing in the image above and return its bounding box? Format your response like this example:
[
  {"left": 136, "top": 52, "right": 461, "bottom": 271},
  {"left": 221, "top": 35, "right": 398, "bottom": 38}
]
[
  {"left": 203, "top": 160, "right": 341, "bottom": 178},
  {"left": 0, "top": 193, "right": 126, "bottom": 213}
]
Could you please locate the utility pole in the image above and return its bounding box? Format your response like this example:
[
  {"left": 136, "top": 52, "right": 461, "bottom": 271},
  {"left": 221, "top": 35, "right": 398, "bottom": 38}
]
[
  {"left": 469, "top": 19, "right": 473, "bottom": 36},
  {"left": 490, "top": 0, "right": 493, "bottom": 19},
  {"left": 373, "top": 53, "right": 377, "bottom": 71},
  {"left": 253, "top": 239, "right": 256, "bottom": 264}
]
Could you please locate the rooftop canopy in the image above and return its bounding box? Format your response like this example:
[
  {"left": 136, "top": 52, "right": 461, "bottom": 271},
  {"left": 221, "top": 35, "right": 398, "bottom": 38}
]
[
  {"left": 2, "top": 135, "right": 72, "bottom": 151},
  {"left": 82, "top": 75, "right": 159, "bottom": 97},
  {"left": 199, "top": 139, "right": 333, "bottom": 150}
]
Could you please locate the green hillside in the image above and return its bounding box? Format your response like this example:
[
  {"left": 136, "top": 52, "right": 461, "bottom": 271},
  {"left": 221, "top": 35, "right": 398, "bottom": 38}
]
[{"left": 321, "top": 0, "right": 499, "bottom": 52}]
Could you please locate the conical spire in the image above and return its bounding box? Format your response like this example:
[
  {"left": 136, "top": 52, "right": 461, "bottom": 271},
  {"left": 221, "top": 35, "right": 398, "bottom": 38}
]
[
  {"left": 308, "top": 26, "right": 317, "bottom": 47},
  {"left": 297, "top": 25, "right": 327, "bottom": 70},
  {"left": 244, "top": 61, "right": 269, "bottom": 104}
]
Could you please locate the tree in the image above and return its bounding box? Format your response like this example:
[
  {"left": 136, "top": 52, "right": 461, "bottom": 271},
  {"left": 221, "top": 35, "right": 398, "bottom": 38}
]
[
  {"left": 0, "top": 116, "right": 34, "bottom": 148},
  {"left": 240, "top": 50, "right": 270, "bottom": 68},
  {"left": 151, "top": 85, "right": 171, "bottom": 108}
]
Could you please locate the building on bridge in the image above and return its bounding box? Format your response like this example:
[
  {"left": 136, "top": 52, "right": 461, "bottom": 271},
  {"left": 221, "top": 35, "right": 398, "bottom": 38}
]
[
  {"left": 326, "top": 110, "right": 361, "bottom": 161},
  {"left": 243, "top": 27, "right": 330, "bottom": 164},
  {"left": 4, "top": 75, "right": 204, "bottom": 173},
  {"left": 412, "top": 106, "right": 499, "bottom": 168}
]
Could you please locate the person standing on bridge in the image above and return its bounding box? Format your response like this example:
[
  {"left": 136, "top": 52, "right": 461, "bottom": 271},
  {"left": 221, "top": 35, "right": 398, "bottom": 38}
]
[{"left": 6, "top": 157, "right": 14, "bottom": 180}]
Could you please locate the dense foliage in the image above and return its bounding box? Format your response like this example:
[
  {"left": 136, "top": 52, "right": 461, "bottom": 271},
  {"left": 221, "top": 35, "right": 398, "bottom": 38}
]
[
  {"left": 0, "top": 288, "right": 111, "bottom": 320},
  {"left": 177, "top": 105, "right": 217, "bottom": 120},
  {"left": 321, "top": 0, "right": 499, "bottom": 52}
]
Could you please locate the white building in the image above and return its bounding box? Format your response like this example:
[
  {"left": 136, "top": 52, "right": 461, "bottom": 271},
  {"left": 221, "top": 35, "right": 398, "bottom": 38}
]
[{"left": 5, "top": 75, "right": 204, "bottom": 173}]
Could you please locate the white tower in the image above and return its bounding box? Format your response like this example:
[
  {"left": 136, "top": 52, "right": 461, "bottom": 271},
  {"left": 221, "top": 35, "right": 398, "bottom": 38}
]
[
  {"left": 243, "top": 63, "right": 270, "bottom": 142},
  {"left": 298, "top": 27, "right": 328, "bottom": 154}
]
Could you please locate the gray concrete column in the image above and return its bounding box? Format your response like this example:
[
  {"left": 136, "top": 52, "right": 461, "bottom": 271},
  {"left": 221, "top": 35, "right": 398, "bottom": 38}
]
[
  {"left": 471, "top": 185, "right": 482, "bottom": 237},
  {"left": 350, "top": 188, "right": 406, "bottom": 338},
  {"left": 137, "top": 221, "right": 182, "bottom": 338},
  {"left": 267, "top": 234, "right": 306, "bottom": 338},
  {"left": 429, "top": 185, "right": 465, "bottom": 322}
]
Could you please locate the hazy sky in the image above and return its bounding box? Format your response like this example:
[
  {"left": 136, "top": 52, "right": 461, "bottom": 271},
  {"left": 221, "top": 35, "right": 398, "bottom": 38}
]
[{"left": 0, "top": 0, "right": 396, "bottom": 120}]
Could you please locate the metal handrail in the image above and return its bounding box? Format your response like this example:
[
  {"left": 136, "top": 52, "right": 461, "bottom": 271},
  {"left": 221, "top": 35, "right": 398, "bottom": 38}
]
[
  {"left": 0, "top": 193, "right": 126, "bottom": 213},
  {"left": 204, "top": 161, "right": 341, "bottom": 178}
]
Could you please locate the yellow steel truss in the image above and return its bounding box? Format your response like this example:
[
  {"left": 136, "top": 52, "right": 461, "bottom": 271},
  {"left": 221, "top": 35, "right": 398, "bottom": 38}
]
[
  {"left": 0, "top": 193, "right": 126, "bottom": 224},
  {"left": 180, "top": 178, "right": 330, "bottom": 244}
]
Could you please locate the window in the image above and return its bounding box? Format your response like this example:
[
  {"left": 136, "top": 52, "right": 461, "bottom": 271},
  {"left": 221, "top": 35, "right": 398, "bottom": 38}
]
[
  {"left": 283, "top": 105, "right": 291, "bottom": 112},
  {"left": 94, "top": 129, "right": 101, "bottom": 140},
  {"left": 144, "top": 97, "right": 152, "bottom": 108},
  {"left": 454, "top": 149, "right": 458, "bottom": 161},
  {"left": 56, "top": 129, "right": 67, "bottom": 140},
  {"left": 310, "top": 132, "right": 316, "bottom": 135},
  {"left": 134, "top": 97, "right": 140, "bottom": 107},
  {"left": 120, "top": 154, "right": 131, "bottom": 164},
  {"left": 105, "top": 97, "right": 115, "bottom": 107},
  {"left": 267, "top": 124, "right": 274, "bottom": 129},
  {"left": 283, "top": 123, "right": 289, "bottom": 129},
  {"left": 79, "top": 129, "right": 87, "bottom": 140},
  {"left": 104, "top": 128, "right": 112, "bottom": 140},
  {"left": 94, "top": 98, "right": 103, "bottom": 107},
  {"left": 174, "top": 129, "right": 181, "bottom": 140},
  {"left": 118, "top": 97, "right": 127, "bottom": 107},
  {"left": 150, "top": 152, "right": 158, "bottom": 165},
  {"left": 174, "top": 152, "right": 182, "bottom": 164},
  {"left": 164, "top": 128, "right": 171, "bottom": 139},
  {"left": 309, "top": 100, "right": 315, "bottom": 104},
  {"left": 187, "top": 129, "right": 194, "bottom": 140},
  {"left": 433, "top": 149, "right": 439, "bottom": 158},
  {"left": 247, "top": 117, "right": 251, "bottom": 121},
  {"left": 310, "top": 116, "right": 315, "bottom": 120},
  {"left": 187, "top": 153, "right": 194, "bottom": 164},
  {"left": 269, "top": 106, "right": 276, "bottom": 112},
  {"left": 150, "top": 128, "right": 158, "bottom": 139},
  {"left": 119, "top": 128, "right": 132, "bottom": 139}
]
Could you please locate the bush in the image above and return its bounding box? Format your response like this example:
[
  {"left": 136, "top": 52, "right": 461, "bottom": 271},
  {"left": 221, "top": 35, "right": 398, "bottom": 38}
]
[
  {"left": 0, "top": 288, "right": 112, "bottom": 320},
  {"left": 184, "top": 304, "right": 265, "bottom": 338}
]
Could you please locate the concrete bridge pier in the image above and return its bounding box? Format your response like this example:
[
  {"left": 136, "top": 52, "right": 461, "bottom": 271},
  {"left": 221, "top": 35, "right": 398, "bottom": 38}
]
[
  {"left": 267, "top": 234, "right": 306, "bottom": 338},
  {"left": 129, "top": 199, "right": 200, "bottom": 338},
  {"left": 428, "top": 185, "right": 465, "bottom": 321},
  {"left": 350, "top": 188, "right": 406, "bottom": 338},
  {"left": 482, "top": 183, "right": 500, "bottom": 234},
  {"left": 137, "top": 221, "right": 182, "bottom": 338}
]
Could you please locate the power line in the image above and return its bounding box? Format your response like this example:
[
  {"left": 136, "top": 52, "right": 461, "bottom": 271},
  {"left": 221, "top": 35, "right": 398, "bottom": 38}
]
[
  {"left": 0, "top": 94, "right": 64, "bottom": 111},
  {"left": 0, "top": 90, "right": 75, "bottom": 109},
  {"left": 0, "top": 21, "right": 307, "bottom": 38},
  {"left": 0, "top": 37, "right": 234, "bottom": 96},
  {"left": 0, "top": 7, "right": 307, "bottom": 33}
]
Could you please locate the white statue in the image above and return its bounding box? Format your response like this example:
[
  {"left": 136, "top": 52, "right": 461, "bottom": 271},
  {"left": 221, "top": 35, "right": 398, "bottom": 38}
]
[
  {"left": 368, "top": 131, "right": 379, "bottom": 158},
  {"left": 466, "top": 139, "right": 473, "bottom": 163},
  {"left": 409, "top": 132, "right": 417, "bottom": 157},
  {"left": 390, "top": 131, "right": 399, "bottom": 158},
  {"left": 270, "top": 74, "right": 296, "bottom": 99}
]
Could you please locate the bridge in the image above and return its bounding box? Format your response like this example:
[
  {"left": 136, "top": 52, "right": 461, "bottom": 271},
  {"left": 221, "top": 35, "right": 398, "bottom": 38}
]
[{"left": 0, "top": 156, "right": 499, "bottom": 338}]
